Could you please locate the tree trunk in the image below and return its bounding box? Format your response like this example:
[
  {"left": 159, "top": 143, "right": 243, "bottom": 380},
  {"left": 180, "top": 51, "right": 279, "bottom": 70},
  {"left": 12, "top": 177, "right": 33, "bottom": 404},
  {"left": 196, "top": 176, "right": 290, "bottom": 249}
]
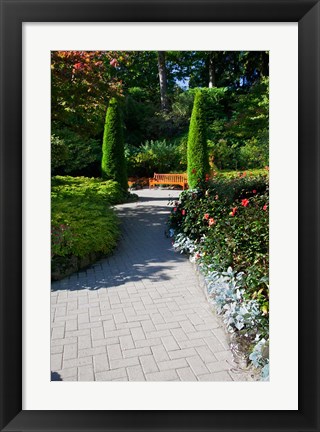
[
  {"left": 157, "top": 51, "right": 169, "bottom": 111},
  {"left": 208, "top": 52, "right": 216, "bottom": 88}
]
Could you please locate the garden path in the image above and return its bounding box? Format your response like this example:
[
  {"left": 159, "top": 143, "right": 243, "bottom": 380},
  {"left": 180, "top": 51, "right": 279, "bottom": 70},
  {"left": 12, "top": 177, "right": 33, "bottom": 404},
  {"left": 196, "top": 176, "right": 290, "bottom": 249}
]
[{"left": 51, "top": 188, "right": 253, "bottom": 381}]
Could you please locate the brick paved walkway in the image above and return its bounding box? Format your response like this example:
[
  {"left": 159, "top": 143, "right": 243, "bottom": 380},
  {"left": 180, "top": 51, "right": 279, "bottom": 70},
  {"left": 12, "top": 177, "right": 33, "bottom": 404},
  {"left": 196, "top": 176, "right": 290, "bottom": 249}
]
[{"left": 51, "top": 189, "right": 253, "bottom": 381}]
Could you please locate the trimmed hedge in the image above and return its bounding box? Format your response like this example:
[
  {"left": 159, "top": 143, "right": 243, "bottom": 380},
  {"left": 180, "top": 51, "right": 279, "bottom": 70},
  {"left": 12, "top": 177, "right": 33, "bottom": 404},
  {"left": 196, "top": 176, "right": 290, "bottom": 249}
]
[
  {"left": 187, "top": 91, "right": 210, "bottom": 188},
  {"left": 101, "top": 98, "right": 127, "bottom": 190}
]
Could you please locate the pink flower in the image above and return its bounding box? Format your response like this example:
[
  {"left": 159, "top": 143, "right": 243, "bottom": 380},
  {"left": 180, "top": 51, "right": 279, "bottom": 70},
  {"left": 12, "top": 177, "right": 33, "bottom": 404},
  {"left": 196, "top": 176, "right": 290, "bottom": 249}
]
[
  {"left": 181, "top": 209, "right": 186, "bottom": 216},
  {"left": 263, "top": 204, "right": 268, "bottom": 211},
  {"left": 204, "top": 213, "right": 210, "bottom": 220},
  {"left": 208, "top": 218, "right": 215, "bottom": 226},
  {"left": 173, "top": 207, "right": 177, "bottom": 212},
  {"left": 110, "top": 58, "right": 118, "bottom": 67},
  {"left": 253, "top": 190, "right": 257, "bottom": 194}
]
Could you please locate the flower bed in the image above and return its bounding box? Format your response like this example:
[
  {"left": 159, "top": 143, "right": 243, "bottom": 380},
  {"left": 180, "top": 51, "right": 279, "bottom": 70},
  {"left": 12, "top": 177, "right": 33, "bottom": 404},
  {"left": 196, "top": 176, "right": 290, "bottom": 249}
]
[{"left": 168, "top": 171, "right": 269, "bottom": 380}]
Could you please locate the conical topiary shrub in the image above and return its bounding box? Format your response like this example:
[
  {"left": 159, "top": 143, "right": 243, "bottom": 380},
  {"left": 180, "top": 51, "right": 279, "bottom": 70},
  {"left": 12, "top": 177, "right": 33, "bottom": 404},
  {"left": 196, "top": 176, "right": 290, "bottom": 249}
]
[
  {"left": 187, "top": 90, "right": 210, "bottom": 188},
  {"left": 101, "top": 98, "right": 127, "bottom": 190}
]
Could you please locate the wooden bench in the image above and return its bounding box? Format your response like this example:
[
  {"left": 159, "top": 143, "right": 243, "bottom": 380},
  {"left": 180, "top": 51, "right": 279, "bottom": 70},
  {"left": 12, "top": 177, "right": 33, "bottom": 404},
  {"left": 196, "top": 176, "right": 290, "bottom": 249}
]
[{"left": 149, "top": 173, "right": 188, "bottom": 190}]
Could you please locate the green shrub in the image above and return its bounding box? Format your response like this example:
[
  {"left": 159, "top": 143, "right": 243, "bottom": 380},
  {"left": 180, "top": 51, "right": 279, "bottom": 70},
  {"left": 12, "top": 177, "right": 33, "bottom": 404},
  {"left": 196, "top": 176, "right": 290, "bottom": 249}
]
[
  {"left": 51, "top": 176, "right": 138, "bottom": 277},
  {"left": 51, "top": 134, "right": 68, "bottom": 173},
  {"left": 187, "top": 91, "right": 210, "bottom": 188},
  {"left": 51, "top": 176, "right": 127, "bottom": 205},
  {"left": 168, "top": 172, "right": 269, "bottom": 316},
  {"left": 208, "top": 139, "right": 237, "bottom": 171},
  {"left": 124, "top": 91, "right": 157, "bottom": 147},
  {"left": 102, "top": 98, "right": 127, "bottom": 190},
  {"left": 125, "top": 140, "right": 182, "bottom": 177},
  {"left": 206, "top": 171, "right": 268, "bottom": 205},
  {"left": 174, "top": 132, "right": 188, "bottom": 171},
  {"left": 51, "top": 128, "right": 101, "bottom": 176},
  {"left": 51, "top": 198, "right": 120, "bottom": 259},
  {"left": 238, "top": 134, "right": 269, "bottom": 169}
]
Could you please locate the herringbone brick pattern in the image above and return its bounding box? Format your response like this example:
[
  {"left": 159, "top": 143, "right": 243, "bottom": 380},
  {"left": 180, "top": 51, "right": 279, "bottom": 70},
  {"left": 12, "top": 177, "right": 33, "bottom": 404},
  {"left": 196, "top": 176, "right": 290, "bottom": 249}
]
[{"left": 51, "top": 189, "right": 253, "bottom": 381}]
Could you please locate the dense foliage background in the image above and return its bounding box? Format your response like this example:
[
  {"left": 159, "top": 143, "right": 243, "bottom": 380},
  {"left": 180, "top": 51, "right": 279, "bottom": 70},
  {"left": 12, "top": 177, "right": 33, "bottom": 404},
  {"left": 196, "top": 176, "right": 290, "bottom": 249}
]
[{"left": 51, "top": 51, "right": 269, "bottom": 178}]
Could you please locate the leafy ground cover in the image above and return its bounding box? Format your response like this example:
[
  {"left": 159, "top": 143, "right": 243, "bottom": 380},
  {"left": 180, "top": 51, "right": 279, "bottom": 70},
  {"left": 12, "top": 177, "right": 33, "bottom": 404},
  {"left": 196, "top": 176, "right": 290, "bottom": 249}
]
[
  {"left": 167, "top": 169, "right": 269, "bottom": 379},
  {"left": 51, "top": 176, "right": 137, "bottom": 279}
]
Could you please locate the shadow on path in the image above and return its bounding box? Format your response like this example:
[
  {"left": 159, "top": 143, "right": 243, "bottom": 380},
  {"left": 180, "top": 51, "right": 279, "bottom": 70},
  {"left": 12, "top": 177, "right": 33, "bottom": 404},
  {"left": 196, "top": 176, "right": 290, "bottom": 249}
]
[{"left": 52, "top": 200, "right": 187, "bottom": 292}]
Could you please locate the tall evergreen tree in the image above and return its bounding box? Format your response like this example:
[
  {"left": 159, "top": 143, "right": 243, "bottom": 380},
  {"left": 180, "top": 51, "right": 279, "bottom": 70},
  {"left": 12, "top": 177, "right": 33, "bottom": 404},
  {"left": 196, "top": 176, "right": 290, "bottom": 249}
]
[
  {"left": 157, "top": 51, "right": 169, "bottom": 111},
  {"left": 187, "top": 91, "right": 209, "bottom": 188},
  {"left": 101, "top": 98, "right": 127, "bottom": 190}
]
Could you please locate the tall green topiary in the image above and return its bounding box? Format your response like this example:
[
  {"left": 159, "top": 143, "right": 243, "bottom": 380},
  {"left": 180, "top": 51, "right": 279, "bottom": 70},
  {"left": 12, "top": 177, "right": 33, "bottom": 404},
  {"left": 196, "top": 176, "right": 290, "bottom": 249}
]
[
  {"left": 187, "top": 90, "right": 210, "bottom": 188},
  {"left": 101, "top": 98, "right": 127, "bottom": 190}
]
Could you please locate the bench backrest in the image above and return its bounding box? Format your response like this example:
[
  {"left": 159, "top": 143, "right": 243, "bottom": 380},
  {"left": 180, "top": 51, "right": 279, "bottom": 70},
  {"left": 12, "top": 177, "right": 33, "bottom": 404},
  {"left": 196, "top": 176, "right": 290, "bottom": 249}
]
[{"left": 153, "top": 173, "right": 187, "bottom": 182}]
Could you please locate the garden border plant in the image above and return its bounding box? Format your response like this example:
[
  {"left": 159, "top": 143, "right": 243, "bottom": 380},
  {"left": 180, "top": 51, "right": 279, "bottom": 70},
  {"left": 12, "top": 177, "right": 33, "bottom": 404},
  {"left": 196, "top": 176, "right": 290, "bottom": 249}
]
[
  {"left": 51, "top": 176, "right": 138, "bottom": 280},
  {"left": 167, "top": 170, "right": 269, "bottom": 380}
]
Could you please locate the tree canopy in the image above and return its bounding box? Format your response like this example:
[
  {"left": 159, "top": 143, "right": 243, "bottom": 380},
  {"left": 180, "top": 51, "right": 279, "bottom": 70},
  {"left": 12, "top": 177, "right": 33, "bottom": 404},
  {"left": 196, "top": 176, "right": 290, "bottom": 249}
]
[{"left": 51, "top": 50, "right": 269, "bottom": 177}]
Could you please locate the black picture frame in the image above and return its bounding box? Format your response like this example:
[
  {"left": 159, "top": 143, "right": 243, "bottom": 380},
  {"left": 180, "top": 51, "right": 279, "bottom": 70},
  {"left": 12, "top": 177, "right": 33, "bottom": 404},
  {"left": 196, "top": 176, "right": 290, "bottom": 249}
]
[{"left": 0, "top": 1, "right": 319, "bottom": 431}]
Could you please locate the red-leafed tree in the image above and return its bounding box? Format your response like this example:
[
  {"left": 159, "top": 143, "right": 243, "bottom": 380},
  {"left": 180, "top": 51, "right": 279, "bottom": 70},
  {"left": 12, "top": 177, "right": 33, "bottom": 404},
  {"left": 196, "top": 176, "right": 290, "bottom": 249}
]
[{"left": 51, "top": 51, "right": 128, "bottom": 136}]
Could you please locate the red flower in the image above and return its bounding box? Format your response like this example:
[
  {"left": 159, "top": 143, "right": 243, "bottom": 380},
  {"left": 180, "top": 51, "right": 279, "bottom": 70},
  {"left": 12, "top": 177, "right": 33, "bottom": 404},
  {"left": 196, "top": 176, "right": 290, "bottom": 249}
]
[
  {"left": 230, "top": 207, "right": 237, "bottom": 217},
  {"left": 205, "top": 174, "right": 210, "bottom": 181},
  {"left": 208, "top": 218, "right": 215, "bottom": 226},
  {"left": 181, "top": 209, "right": 186, "bottom": 216},
  {"left": 74, "top": 62, "right": 83, "bottom": 70},
  {"left": 204, "top": 213, "right": 210, "bottom": 220},
  {"left": 110, "top": 58, "right": 118, "bottom": 67},
  {"left": 173, "top": 207, "right": 177, "bottom": 212},
  {"left": 241, "top": 199, "right": 249, "bottom": 207},
  {"left": 253, "top": 190, "right": 257, "bottom": 194},
  {"left": 263, "top": 204, "right": 268, "bottom": 211}
]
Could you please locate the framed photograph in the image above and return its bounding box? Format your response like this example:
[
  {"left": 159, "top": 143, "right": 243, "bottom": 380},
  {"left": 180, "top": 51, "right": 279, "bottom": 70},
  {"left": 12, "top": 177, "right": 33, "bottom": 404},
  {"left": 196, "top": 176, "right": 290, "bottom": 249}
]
[{"left": 0, "top": 0, "right": 319, "bottom": 431}]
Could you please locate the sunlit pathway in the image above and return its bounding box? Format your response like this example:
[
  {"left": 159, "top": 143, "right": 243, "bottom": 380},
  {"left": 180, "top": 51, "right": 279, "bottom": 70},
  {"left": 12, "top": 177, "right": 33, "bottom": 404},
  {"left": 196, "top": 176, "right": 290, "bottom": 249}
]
[{"left": 51, "top": 189, "right": 253, "bottom": 381}]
